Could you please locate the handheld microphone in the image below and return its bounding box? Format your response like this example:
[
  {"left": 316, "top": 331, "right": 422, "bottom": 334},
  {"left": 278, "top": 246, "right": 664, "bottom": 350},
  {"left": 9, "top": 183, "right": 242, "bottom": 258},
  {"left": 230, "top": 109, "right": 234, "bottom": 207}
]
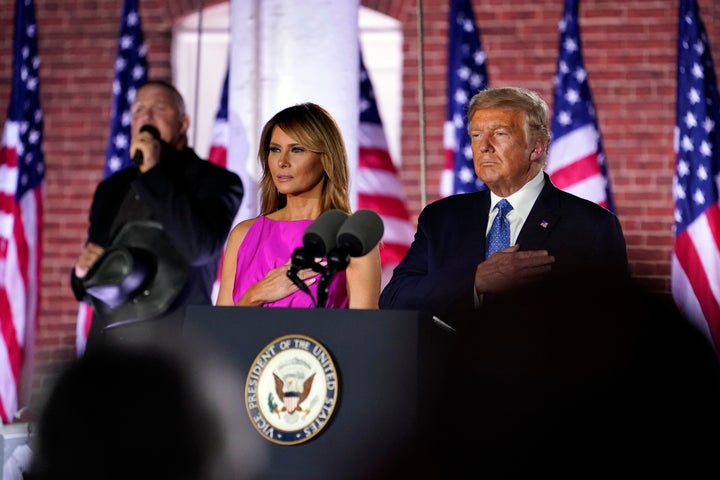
[{"left": 132, "top": 124, "right": 161, "bottom": 167}]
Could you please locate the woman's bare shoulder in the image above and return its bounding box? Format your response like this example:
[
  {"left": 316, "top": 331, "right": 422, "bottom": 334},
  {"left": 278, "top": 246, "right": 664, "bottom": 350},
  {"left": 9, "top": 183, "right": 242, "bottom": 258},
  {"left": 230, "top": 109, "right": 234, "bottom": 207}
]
[{"left": 227, "top": 216, "right": 262, "bottom": 245}]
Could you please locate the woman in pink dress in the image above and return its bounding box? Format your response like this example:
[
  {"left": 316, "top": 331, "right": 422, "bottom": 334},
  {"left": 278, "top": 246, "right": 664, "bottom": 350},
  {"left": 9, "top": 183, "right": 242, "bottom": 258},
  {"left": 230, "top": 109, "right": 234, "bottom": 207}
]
[{"left": 216, "top": 103, "right": 381, "bottom": 308}]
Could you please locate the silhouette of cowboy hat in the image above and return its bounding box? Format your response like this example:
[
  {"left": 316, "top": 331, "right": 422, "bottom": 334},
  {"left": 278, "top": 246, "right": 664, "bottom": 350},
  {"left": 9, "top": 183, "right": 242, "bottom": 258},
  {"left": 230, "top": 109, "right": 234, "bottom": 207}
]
[{"left": 81, "top": 221, "right": 188, "bottom": 326}]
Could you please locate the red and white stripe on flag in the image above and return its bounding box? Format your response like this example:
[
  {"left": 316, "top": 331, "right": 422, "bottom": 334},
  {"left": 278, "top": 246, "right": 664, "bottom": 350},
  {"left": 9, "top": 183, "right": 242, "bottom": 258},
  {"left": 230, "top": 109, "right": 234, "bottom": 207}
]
[
  {"left": 545, "top": 125, "right": 609, "bottom": 208},
  {"left": 357, "top": 56, "right": 414, "bottom": 288},
  {"left": 671, "top": 208, "right": 720, "bottom": 349},
  {"left": 357, "top": 125, "right": 414, "bottom": 265},
  {"left": 0, "top": 122, "right": 42, "bottom": 423},
  {"left": 75, "top": 302, "right": 93, "bottom": 357},
  {"left": 441, "top": 121, "right": 459, "bottom": 198},
  {"left": 208, "top": 121, "right": 228, "bottom": 169}
]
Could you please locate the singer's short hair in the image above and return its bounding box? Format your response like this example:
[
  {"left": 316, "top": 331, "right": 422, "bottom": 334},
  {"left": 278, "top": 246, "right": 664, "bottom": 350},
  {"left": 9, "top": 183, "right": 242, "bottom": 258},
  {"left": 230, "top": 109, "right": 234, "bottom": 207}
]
[
  {"left": 257, "top": 103, "right": 351, "bottom": 215},
  {"left": 136, "top": 79, "right": 187, "bottom": 117}
]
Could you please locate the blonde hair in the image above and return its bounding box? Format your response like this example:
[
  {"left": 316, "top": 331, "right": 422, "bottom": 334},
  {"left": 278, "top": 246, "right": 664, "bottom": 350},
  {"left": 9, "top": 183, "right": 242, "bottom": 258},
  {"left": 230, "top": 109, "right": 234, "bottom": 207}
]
[
  {"left": 467, "top": 86, "right": 551, "bottom": 163},
  {"left": 257, "top": 103, "right": 351, "bottom": 215}
]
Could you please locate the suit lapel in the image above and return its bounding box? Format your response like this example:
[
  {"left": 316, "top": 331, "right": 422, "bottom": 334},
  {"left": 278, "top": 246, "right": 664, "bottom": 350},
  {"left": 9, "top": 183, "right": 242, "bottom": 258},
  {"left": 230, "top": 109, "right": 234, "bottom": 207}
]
[{"left": 517, "top": 175, "right": 561, "bottom": 249}]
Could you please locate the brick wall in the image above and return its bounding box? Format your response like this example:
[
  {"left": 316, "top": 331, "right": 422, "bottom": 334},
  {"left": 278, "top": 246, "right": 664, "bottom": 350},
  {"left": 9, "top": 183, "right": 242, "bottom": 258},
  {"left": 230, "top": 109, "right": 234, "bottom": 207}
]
[{"left": 0, "top": 0, "right": 718, "bottom": 398}]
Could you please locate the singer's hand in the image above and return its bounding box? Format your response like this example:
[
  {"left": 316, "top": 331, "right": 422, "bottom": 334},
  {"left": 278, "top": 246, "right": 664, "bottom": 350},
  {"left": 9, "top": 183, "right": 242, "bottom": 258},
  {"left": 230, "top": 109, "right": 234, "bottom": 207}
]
[
  {"left": 474, "top": 244, "right": 555, "bottom": 295},
  {"left": 74, "top": 242, "right": 105, "bottom": 279},
  {"left": 130, "top": 127, "right": 162, "bottom": 173},
  {"left": 235, "top": 261, "right": 318, "bottom": 306}
]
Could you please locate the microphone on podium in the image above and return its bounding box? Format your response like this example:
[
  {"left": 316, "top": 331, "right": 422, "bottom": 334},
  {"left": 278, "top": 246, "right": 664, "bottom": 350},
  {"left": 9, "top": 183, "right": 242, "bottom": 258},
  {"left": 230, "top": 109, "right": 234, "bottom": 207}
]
[
  {"left": 317, "top": 209, "right": 384, "bottom": 308},
  {"left": 287, "top": 210, "right": 349, "bottom": 301},
  {"left": 327, "top": 209, "right": 384, "bottom": 270},
  {"left": 287, "top": 209, "right": 384, "bottom": 308}
]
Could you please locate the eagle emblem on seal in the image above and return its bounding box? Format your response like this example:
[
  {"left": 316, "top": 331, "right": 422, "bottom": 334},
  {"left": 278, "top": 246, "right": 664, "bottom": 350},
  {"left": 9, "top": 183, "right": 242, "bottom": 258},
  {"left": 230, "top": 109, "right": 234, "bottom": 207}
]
[{"left": 272, "top": 372, "right": 316, "bottom": 415}]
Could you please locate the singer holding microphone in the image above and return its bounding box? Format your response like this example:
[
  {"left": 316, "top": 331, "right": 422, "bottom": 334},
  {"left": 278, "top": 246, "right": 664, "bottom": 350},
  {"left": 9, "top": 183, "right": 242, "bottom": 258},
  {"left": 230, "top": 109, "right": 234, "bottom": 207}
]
[
  {"left": 216, "top": 103, "right": 381, "bottom": 309},
  {"left": 71, "top": 80, "right": 244, "bottom": 350}
]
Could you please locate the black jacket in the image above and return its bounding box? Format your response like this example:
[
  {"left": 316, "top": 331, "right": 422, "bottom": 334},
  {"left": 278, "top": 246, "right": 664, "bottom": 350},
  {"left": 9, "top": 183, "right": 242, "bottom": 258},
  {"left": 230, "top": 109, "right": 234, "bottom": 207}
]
[{"left": 71, "top": 146, "right": 243, "bottom": 347}]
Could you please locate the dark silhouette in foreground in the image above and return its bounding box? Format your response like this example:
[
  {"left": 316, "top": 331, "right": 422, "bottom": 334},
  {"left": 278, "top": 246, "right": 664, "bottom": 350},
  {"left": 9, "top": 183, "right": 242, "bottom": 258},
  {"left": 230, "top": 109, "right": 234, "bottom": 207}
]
[{"left": 27, "top": 340, "right": 268, "bottom": 480}]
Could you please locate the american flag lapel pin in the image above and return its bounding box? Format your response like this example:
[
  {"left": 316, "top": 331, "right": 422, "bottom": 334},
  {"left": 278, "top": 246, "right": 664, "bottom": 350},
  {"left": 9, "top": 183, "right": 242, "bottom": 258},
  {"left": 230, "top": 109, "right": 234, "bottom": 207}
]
[{"left": 540, "top": 220, "right": 549, "bottom": 229}]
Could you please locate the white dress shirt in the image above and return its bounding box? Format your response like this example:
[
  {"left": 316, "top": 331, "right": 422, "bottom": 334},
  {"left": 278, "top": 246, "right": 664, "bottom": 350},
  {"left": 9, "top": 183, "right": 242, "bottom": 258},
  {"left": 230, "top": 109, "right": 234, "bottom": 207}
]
[
  {"left": 486, "top": 169, "right": 545, "bottom": 245},
  {"left": 475, "top": 170, "right": 546, "bottom": 307}
]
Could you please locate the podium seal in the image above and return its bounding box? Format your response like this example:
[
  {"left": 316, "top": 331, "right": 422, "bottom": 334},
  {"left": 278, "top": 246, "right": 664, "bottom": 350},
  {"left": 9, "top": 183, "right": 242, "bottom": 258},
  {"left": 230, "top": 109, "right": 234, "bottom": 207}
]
[{"left": 245, "top": 334, "right": 339, "bottom": 445}]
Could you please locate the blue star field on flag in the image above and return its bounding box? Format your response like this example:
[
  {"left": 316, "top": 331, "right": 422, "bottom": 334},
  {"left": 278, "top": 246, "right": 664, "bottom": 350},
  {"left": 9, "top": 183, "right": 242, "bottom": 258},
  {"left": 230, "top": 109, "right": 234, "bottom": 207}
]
[
  {"left": 443, "top": 0, "right": 488, "bottom": 195},
  {"left": 215, "top": 69, "right": 230, "bottom": 123},
  {"left": 7, "top": 0, "right": 45, "bottom": 200},
  {"left": 103, "top": 0, "right": 147, "bottom": 178},
  {"left": 675, "top": 0, "right": 720, "bottom": 233},
  {"left": 359, "top": 56, "right": 383, "bottom": 126}
]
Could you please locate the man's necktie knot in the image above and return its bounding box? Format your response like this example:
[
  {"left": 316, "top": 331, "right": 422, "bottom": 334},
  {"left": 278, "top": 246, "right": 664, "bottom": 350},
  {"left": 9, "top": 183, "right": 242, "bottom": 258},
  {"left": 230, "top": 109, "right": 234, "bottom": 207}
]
[{"left": 485, "top": 199, "right": 513, "bottom": 259}]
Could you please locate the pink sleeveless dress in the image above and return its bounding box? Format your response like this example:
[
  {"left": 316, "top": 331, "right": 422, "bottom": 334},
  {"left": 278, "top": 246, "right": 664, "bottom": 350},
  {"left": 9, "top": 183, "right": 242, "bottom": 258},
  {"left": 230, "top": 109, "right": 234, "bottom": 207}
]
[{"left": 231, "top": 216, "right": 349, "bottom": 308}]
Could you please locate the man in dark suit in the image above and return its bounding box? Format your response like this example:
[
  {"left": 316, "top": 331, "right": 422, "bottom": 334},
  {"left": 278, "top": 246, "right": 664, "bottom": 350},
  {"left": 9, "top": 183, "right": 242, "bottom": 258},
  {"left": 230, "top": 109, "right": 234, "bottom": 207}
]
[
  {"left": 71, "top": 80, "right": 243, "bottom": 350},
  {"left": 379, "top": 86, "right": 628, "bottom": 325}
]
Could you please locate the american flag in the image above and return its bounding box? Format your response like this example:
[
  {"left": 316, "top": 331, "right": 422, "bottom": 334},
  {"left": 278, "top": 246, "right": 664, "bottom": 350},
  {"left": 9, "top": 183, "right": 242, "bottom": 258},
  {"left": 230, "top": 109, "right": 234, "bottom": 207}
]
[
  {"left": 357, "top": 52, "right": 414, "bottom": 288},
  {"left": 441, "top": 0, "right": 489, "bottom": 197},
  {"left": 209, "top": 64, "right": 257, "bottom": 226},
  {"left": 547, "top": 0, "right": 615, "bottom": 212},
  {"left": 76, "top": 0, "right": 147, "bottom": 355},
  {"left": 672, "top": 0, "right": 720, "bottom": 354},
  {"left": 0, "top": 0, "right": 45, "bottom": 423},
  {"left": 103, "top": 0, "right": 148, "bottom": 177}
]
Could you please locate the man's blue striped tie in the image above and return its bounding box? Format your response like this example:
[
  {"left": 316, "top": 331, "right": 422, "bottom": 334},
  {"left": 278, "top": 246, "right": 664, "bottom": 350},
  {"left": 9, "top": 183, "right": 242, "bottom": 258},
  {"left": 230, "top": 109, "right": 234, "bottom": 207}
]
[{"left": 485, "top": 199, "right": 513, "bottom": 259}]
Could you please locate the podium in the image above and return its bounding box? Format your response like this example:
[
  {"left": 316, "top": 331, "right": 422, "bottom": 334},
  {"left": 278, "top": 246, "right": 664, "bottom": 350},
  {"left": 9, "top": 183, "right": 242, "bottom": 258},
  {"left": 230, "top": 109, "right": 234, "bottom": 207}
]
[{"left": 184, "top": 306, "right": 453, "bottom": 479}]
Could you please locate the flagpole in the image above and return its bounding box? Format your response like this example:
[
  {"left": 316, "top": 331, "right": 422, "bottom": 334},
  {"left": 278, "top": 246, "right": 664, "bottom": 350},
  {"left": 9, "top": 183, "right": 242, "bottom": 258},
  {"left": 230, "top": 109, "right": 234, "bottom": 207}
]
[
  {"left": 417, "top": 0, "right": 427, "bottom": 207},
  {"left": 191, "top": 0, "right": 205, "bottom": 146}
]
